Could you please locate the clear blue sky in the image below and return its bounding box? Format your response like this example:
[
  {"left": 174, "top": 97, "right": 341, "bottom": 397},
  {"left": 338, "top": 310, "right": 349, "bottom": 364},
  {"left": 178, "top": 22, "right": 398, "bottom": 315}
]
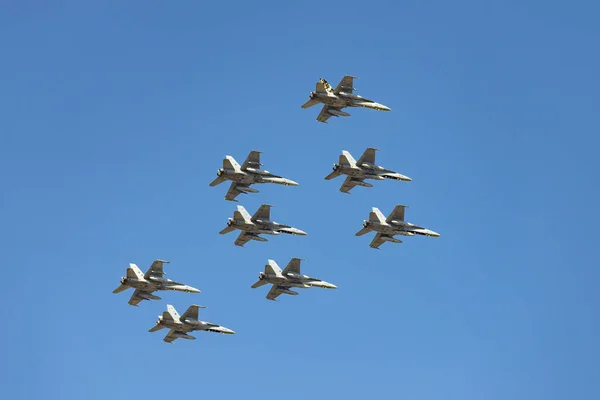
[{"left": 1, "top": 1, "right": 599, "bottom": 399}]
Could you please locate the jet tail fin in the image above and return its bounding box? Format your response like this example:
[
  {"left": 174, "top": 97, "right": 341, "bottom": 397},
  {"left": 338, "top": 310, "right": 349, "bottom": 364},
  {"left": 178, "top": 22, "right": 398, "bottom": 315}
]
[
  {"left": 223, "top": 156, "right": 241, "bottom": 172},
  {"left": 265, "top": 259, "right": 283, "bottom": 276},
  {"left": 340, "top": 151, "right": 357, "bottom": 167},
  {"left": 369, "top": 208, "right": 386, "bottom": 224}
]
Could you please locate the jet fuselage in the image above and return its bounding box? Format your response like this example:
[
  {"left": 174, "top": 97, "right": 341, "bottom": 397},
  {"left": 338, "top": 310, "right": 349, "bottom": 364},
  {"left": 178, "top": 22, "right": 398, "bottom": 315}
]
[
  {"left": 333, "top": 163, "right": 411, "bottom": 181},
  {"left": 258, "top": 272, "right": 337, "bottom": 289},
  {"left": 120, "top": 277, "right": 200, "bottom": 293},
  {"left": 227, "top": 219, "right": 306, "bottom": 236},
  {"left": 155, "top": 316, "right": 234, "bottom": 334},
  {"left": 363, "top": 220, "right": 440, "bottom": 237},
  {"left": 311, "top": 91, "right": 390, "bottom": 111},
  {"left": 217, "top": 168, "right": 298, "bottom": 186}
]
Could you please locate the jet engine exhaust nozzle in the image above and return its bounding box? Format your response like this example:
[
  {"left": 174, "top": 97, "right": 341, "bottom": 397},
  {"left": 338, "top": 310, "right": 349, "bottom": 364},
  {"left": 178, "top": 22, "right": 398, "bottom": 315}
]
[{"left": 217, "top": 169, "right": 224, "bottom": 177}]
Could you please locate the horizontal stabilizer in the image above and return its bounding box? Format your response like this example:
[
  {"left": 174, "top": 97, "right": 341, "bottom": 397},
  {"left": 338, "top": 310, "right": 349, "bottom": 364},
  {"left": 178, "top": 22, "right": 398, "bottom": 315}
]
[
  {"left": 324, "top": 169, "right": 342, "bottom": 180},
  {"left": 219, "top": 225, "right": 236, "bottom": 235},
  {"left": 355, "top": 227, "right": 371, "bottom": 236},
  {"left": 149, "top": 324, "right": 165, "bottom": 332},
  {"left": 301, "top": 98, "right": 319, "bottom": 109},
  {"left": 112, "top": 284, "right": 129, "bottom": 294},
  {"left": 210, "top": 176, "right": 227, "bottom": 186},
  {"left": 251, "top": 280, "right": 268, "bottom": 288}
]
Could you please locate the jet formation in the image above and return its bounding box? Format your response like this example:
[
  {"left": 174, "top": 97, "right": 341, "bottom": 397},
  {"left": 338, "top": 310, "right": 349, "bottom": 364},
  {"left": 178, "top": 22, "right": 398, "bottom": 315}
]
[
  {"left": 113, "top": 260, "right": 200, "bottom": 306},
  {"left": 301, "top": 76, "right": 390, "bottom": 123},
  {"left": 210, "top": 150, "right": 298, "bottom": 201},
  {"left": 114, "top": 74, "right": 441, "bottom": 343},
  {"left": 251, "top": 258, "right": 337, "bottom": 301},
  {"left": 355, "top": 205, "right": 440, "bottom": 249},
  {"left": 219, "top": 204, "right": 307, "bottom": 246},
  {"left": 325, "top": 147, "right": 411, "bottom": 193},
  {"left": 149, "top": 304, "right": 235, "bottom": 343}
]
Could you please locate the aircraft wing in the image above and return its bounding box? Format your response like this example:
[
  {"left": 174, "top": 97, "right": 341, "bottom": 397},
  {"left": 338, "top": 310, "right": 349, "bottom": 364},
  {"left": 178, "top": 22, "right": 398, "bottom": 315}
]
[
  {"left": 252, "top": 204, "right": 272, "bottom": 221},
  {"left": 241, "top": 150, "right": 262, "bottom": 170},
  {"left": 234, "top": 231, "right": 251, "bottom": 247},
  {"left": 369, "top": 233, "right": 388, "bottom": 249},
  {"left": 386, "top": 205, "right": 407, "bottom": 223},
  {"left": 180, "top": 304, "right": 205, "bottom": 321},
  {"left": 339, "top": 176, "right": 359, "bottom": 193},
  {"left": 266, "top": 285, "right": 285, "bottom": 301},
  {"left": 128, "top": 289, "right": 148, "bottom": 306},
  {"left": 316, "top": 105, "right": 335, "bottom": 123},
  {"left": 356, "top": 148, "right": 378, "bottom": 166},
  {"left": 163, "top": 329, "right": 180, "bottom": 343},
  {"left": 225, "top": 182, "right": 244, "bottom": 202},
  {"left": 282, "top": 258, "right": 302, "bottom": 275},
  {"left": 144, "top": 259, "right": 169, "bottom": 279},
  {"left": 334, "top": 75, "right": 356, "bottom": 94}
]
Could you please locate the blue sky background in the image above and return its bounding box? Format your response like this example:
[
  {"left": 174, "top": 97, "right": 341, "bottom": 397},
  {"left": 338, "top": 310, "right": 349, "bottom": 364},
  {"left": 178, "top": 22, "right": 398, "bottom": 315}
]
[{"left": 1, "top": 1, "right": 599, "bottom": 399}]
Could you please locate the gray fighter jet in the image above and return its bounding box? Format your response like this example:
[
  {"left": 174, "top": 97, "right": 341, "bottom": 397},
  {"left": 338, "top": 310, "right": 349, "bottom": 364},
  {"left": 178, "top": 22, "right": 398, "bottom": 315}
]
[
  {"left": 251, "top": 258, "right": 337, "bottom": 301},
  {"left": 209, "top": 150, "right": 299, "bottom": 201},
  {"left": 112, "top": 260, "right": 200, "bottom": 306},
  {"left": 301, "top": 76, "right": 391, "bottom": 123},
  {"left": 355, "top": 205, "right": 440, "bottom": 249},
  {"left": 149, "top": 304, "right": 235, "bottom": 343},
  {"left": 325, "top": 147, "right": 411, "bottom": 193},
  {"left": 219, "top": 204, "right": 307, "bottom": 246}
]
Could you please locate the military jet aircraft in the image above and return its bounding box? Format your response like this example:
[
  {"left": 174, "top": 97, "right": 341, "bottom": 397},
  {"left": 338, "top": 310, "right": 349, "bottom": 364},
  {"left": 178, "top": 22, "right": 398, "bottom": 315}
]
[
  {"left": 325, "top": 147, "right": 411, "bottom": 193},
  {"left": 112, "top": 260, "right": 200, "bottom": 306},
  {"left": 301, "top": 76, "right": 391, "bottom": 123},
  {"left": 209, "top": 150, "right": 299, "bottom": 201},
  {"left": 148, "top": 304, "right": 235, "bottom": 343},
  {"left": 219, "top": 204, "right": 307, "bottom": 246},
  {"left": 355, "top": 205, "right": 440, "bottom": 249},
  {"left": 251, "top": 258, "right": 337, "bottom": 301}
]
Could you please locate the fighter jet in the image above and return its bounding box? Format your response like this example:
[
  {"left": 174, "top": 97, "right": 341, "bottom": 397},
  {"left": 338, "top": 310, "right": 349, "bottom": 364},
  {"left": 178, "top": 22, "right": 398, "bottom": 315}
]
[
  {"left": 251, "top": 258, "right": 337, "bottom": 301},
  {"left": 219, "top": 204, "right": 307, "bottom": 246},
  {"left": 301, "top": 76, "right": 391, "bottom": 123},
  {"left": 355, "top": 205, "right": 440, "bottom": 249},
  {"left": 112, "top": 260, "right": 200, "bottom": 306},
  {"left": 325, "top": 147, "right": 411, "bottom": 193},
  {"left": 209, "top": 150, "right": 299, "bottom": 201},
  {"left": 149, "top": 304, "right": 235, "bottom": 343}
]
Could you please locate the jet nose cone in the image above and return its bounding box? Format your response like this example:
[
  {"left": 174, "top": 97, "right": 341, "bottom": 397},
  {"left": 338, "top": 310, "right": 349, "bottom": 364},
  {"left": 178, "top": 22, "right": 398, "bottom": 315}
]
[
  {"left": 286, "top": 179, "right": 299, "bottom": 186},
  {"left": 295, "top": 229, "right": 307, "bottom": 235},
  {"left": 379, "top": 104, "right": 391, "bottom": 111},
  {"left": 223, "top": 328, "right": 235, "bottom": 335},
  {"left": 328, "top": 283, "right": 338, "bottom": 289},
  {"left": 427, "top": 230, "right": 440, "bottom": 237},
  {"left": 189, "top": 287, "right": 201, "bottom": 293},
  {"left": 400, "top": 175, "right": 412, "bottom": 182}
]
